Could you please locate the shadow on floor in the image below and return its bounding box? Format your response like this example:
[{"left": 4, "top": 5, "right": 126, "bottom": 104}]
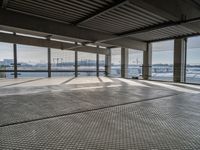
[
  {"left": 1, "top": 78, "right": 45, "bottom": 88},
  {"left": 60, "top": 77, "right": 76, "bottom": 85}
]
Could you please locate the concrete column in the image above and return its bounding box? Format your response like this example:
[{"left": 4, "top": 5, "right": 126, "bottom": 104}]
[
  {"left": 13, "top": 43, "right": 17, "bottom": 78},
  {"left": 47, "top": 47, "right": 51, "bottom": 78},
  {"left": 121, "top": 48, "right": 128, "bottom": 78},
  {"left": 105, "top": 48, "right": 111, "bottom": 76},
  {"left": 47, "top": 36, "right": 51, "bottom": 78},
  {"left": 75, "top": 51, "right": 78, "bottom": 77},
  {"left": 173, "top": 38, "right": 186, "bottom": 83},
  {"left": 142, "top": 43, "right": 152, "bottom": 80},
  {"left": 96, "top": 47, "right": 99, "bottom": 77}
]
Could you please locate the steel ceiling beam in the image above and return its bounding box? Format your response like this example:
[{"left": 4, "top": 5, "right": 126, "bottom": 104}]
[
  {"left": 0, "top": 9, "right": 147, "bottom": 50},
  {"left": 128, "top": 0, "right": 200, "bottom": 33},
  {"left": 73, "top": 0, "right": 127, "bottom": 25},
  {"left": 148, "top": 33, "right": 200, "bottom": 43},
  {"left": 0, "top": 32, "right": 107, "bottom": 54},
  {"left": 97, "top": 16, "right": 200, "bottom": 43},
  {"left": 2, "top": 0, "right": 200, "bottom": 46}
]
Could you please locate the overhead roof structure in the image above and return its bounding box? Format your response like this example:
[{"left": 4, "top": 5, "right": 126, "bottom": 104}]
[{"left": 0, "top": 0, "right": 200, "bottom": 50}]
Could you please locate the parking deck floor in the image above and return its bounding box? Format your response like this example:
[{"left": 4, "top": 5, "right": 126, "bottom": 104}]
[{"left": 0, "top": 77, "right": 200, "bottom": 149}]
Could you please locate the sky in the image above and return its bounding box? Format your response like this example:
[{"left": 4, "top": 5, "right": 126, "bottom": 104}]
[
  {"left": 1, "top": 36, "right": 200, "bottom": 65},
  {"left": 151, "top": 37, "right": 200, "bottom": 64}
]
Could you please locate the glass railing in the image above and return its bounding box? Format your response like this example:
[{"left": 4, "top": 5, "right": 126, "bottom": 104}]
[
  {"left": 186, "top": 66, "right": 200, "bottom": 84},
  {"left": 151, "top": 65, "right": 173, "bottom": 81},
  {"left": 128, "top": 65, "right": 142, "bottom": 79},
  {"left": 0, "top": 65, "right": 14, "bottom": 78}
]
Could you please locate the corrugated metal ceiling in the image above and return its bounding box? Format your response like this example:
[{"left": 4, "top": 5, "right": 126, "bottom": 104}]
[
  {"left": 3, "top": 0, "right": 200, "bottom": 42},
  {"left": 7, "top": 0, "right": 115, "bottom": 23},
  {"left": 79, "top": 1, "right": 169, "bottom": 34},
  {"left": 129, "top": 25, "right": 197, "bottom": 41}
]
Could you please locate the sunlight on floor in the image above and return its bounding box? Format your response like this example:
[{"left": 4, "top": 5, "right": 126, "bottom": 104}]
[
  {"left": 141, "top": 80, "right": 200, "bottom": 94},
  {"left": 66, "top": 77, "right": 113, "bottom": 85},
  {"left": 116, "top": 78, "right": 150, "bottom": 87}
]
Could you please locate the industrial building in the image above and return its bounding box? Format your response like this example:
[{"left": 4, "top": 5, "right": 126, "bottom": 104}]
[{"left": 0, "top": 0, "right": 200, "bottom": 149}]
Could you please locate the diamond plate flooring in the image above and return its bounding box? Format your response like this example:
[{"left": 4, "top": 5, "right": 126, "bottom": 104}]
[{"left": 0, "top": 77, "right": 200, "bottom": 149}]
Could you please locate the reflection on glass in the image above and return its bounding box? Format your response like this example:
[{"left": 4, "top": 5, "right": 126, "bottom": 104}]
[
  {"left": 17, "top": 44, "right": 48, "bottom": 77},
  {"left": 0, "top": 42, "right": 14, "bottom": 78},
  {"left": 186, "top": 36, "right": 200, "bottom": 84},
  {"left": 51, "top": 49, "right": 75, "bottom": 77},
  {"left": 111, "top": 48, "right": 121, "bottom": 77},
  {"left": 151, "top": 40, "right": 174, "bottom": 81},
  {"left": 78, "top": 52, "right": 96, "bottom": 76},
  {"left": 128, "top": 49, "right": 143, "bottom": 78}
]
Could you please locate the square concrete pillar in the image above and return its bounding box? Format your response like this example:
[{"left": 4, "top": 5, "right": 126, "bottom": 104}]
[
  {"left": 96, "top": 47, "right": 99, "bottom": 77},
  {"left": 105, "top": 48, "right": 111, "bottom": 76},
  {"left": 47, "top": 47, "right": 51, "bottom": 78},
  {"left": 13, "top": 43, "right": 18, "bottom": 78},
  {"left": 142, "top": 43, "right": 152, "bottom": 80},
  {"left": 75, "top": 51, "right": 78, "bottom": 77},
  {"left": 173, "top": 38, "right": 186, "bottom": 82},
  {"left": 121, "top": 48, "right": 128, "bottom": 78}
]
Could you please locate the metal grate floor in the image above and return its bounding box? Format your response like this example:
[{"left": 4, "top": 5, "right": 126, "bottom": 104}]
[
  {"left": 0, "top": 78, "right": 200, "bottom": 149},
  {"left": 0, "top": 81, "right": 178, "bottom": 127}
]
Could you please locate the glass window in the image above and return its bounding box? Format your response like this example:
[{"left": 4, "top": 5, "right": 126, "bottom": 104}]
[
  {"left": 111, "top": 48, "right": 121, "bottom": 77},
  {"left": 0, "top": 42, "right": 14, "bottom": 78},
  {"left": 17, "top": 44, "right": 48, "bottom": 77},
  {"left": 151, "top": 40, "right": 174, "bottom": 81},
  {"left": 128, "top": 49, "right": 143, "bottom": 78},
  {"left": 186, "top": 36, "right": 200, "bottom": 84},
  {"left": 99, "top": 54, "right": 105, "bottom": 76},
  {"left": 51, "top": 49, "right": 75, "bottom": 77},
  {"left": 78, "top": 52, "right": 96, "bottom": 76}
]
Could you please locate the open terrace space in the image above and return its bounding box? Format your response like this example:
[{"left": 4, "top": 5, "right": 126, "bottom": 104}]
[
  {"left": 0, "top": 77, "right": 200, "bottom": 149},
  {"left": 1, "top": 0, "right": 200, "bottom": 149}
]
